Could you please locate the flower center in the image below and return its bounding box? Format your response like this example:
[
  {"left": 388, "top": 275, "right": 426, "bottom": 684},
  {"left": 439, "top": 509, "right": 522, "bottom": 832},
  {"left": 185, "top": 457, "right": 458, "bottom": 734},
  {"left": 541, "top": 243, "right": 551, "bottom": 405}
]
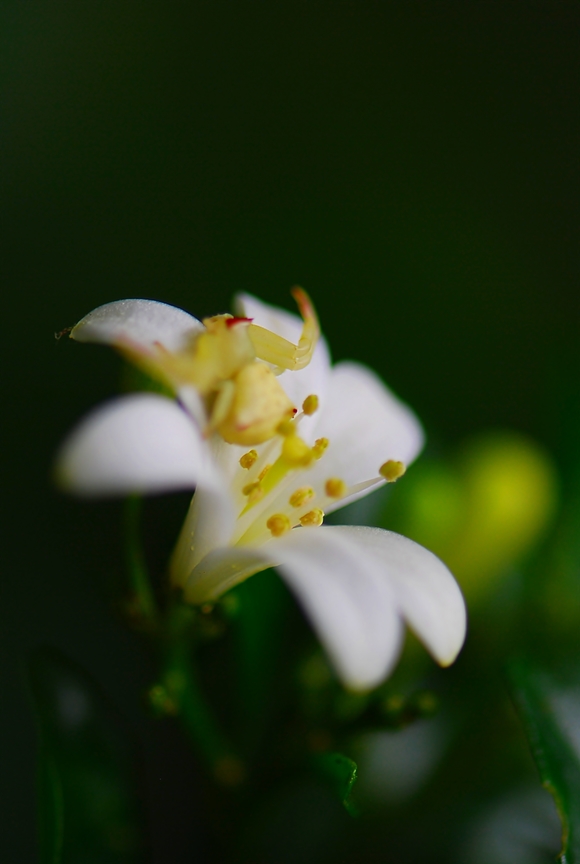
[
  {"left": 119, "top": 288, "right": 321, "bottom": 449},
  {"left": 228, "top": 393, "right": 332, "bottom": 546}
]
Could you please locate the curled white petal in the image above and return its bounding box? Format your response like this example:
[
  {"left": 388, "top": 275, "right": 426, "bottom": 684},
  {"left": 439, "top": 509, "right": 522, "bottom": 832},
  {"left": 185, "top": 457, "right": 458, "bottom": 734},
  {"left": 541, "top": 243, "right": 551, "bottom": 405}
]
[
  {"left": 273, "top": 527, "right": 405, "bottom": 691},
  {"left": 182, "top": 545, "right": 275, "bottom": 602},
  {"left": 55, "top": 394, "right": 217, "bottom": 496},
  {"left": 71, "top": 299, "right": 203, "bottom": 353},
  {"left": 333, "top": 526, "right": 467, "bottom": 666},
  {"left": 182, "top": 522, "right": 465, "bottom": 689},
  {"left": 170, "top": 480, "right": 238, "bottom": 586}
]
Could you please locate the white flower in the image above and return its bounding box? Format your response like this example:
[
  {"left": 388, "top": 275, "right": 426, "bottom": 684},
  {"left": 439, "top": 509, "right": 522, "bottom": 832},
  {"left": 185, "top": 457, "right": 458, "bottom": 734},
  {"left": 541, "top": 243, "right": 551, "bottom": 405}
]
[{"left": 56, "top": 293, "right": 466, "bottom": 691}]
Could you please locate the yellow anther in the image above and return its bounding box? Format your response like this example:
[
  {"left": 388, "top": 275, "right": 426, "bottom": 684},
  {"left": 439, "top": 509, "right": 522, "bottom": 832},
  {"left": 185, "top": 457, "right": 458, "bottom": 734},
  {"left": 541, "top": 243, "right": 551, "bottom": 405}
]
[
  {"left": 312, "top": 438, "right": 329, "bottom": 459},
  {"left": 379, "top": 460, "right": 407, "bottom": 482},
  {"left": 239, "top": 450, "right": 258, "bottom": 470},
  {"left": 258, "top": 464, "right": 272, "bottom": 482},
  {"left": 299, "top": 509, "right": 324, "bottom": 527},
  {"left": 248, "top": 488, "right": 264, "bottom": 505},
  {"left": 282, "top": 434, "right": 314, "bottom": 467},
  {"left": 242, "top": 480, "right": 262, "bottom": 497},
  {"left": 267, "top": 514, "right": 291, "bottom": 537},
  {"left": 241, "top": 480, "right": 265, "bottom": 506},
  {"left": 302, "top": 394, "right": 319, "bottom": 416},
  {"left": 325, "top": 478, "right": 347, "bottom": 499},
  {"left": 289, "top": 487, "right": 315, "bottom": 508}
]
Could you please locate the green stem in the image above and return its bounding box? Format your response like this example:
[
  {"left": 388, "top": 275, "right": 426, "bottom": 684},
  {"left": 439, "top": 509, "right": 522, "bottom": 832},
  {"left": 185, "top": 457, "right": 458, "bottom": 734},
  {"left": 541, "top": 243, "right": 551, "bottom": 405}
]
[
  {"left": 123, "top": 499, "right": 242, "bottom": 784},
  {"left": 162, "top": 604, "right": 245, "bottom": 786},
  {"left": 124, "top": 496, "right": 158, "bottom": 627}
]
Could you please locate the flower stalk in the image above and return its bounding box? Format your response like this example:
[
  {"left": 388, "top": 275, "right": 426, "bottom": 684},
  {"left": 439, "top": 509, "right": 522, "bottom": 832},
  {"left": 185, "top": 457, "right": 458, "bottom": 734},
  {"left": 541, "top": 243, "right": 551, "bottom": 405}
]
[
  {"left": 123, "top": 496, "right": 159, "bottom": 630},
  {"left": 159, "top": 603, "right": 245, "bottom": 786}
]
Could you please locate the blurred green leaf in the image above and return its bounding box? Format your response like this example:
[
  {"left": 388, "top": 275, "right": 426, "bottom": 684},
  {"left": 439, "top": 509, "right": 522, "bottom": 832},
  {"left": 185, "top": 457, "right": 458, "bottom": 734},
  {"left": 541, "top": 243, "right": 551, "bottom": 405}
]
[
  {"left": 29, "top": 647, "right": 145, "bottom": 864},
  {"left": 229, "top": 569, "right": 289, "bottom": 751},
  {"left": 313, "top": 752, "right": 358, "bottom": 817},
  {"left": 382, "top": 433, "right": 558, "bottom": 607},
  {"left": 38, "top": 751, "right": 64, "bottom": 864},
  {"left": 123, "top": 495, "right": 159, "bottom": 631},
  {"left": 149, "top": 602, "right": 245, "bottom": 787},
  {"left": 510, "top": 659, "right": 580, "bottom": 864}
]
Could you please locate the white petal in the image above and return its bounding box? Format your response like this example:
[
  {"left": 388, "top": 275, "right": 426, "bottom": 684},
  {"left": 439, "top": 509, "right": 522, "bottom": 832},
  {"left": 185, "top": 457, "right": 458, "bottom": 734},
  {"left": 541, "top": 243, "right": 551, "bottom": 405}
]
[
  {"left": 333, "top": 527, "right": 467, "bottom": 666},
  {"left": 236, "top": 292, "right": 332, "bottom": 439},
  {"left": 178, "top": 385, "right": 208, "bottom": 429},
  {"left": 170, "top": 481, "right": 238, "bottom": 586},
  {"left": 56, "top": 394, "right": 218, "bottom": 496},
  {"left": 182, "top": 545, "right": 275, "bottom": 603},
  {"left": 71, "top": 299, "right": 204, "bottom": 353},
  {"left": 303, "top": 361, "right": 425, "bottom": 511},
  {"left": 272, "top": 527, "right": 404, "bottom": 690}
]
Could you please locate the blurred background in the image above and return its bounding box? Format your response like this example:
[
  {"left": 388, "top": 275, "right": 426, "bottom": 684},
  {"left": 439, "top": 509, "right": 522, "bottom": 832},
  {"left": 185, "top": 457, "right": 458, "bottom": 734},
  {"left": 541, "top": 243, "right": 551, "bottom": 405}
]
[{"left": 2, "top": 2, "right": 579, "bottom": 861}]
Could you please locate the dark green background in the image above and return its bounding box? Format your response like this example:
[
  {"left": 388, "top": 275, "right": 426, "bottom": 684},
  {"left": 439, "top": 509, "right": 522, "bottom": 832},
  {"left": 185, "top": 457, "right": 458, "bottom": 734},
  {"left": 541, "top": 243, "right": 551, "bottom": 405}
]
[{"left": 2, "top": 2, "right": 579, "bottom": 860}]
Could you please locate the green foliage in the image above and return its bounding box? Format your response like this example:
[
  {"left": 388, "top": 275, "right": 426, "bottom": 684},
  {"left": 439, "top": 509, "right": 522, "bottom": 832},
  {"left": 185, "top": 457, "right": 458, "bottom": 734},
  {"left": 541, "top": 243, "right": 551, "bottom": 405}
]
[
  {"left": 29, "top": 648, "right": 145, "bottom": 864},
  {"left": 312, "top": 752, "right": 359, "bottom": 817},
  {"left": 510, "top": 659, "right": 580, "bottom": 864},
  {"left": 382, "top": 432, "right": 558, "bottom": 607}
]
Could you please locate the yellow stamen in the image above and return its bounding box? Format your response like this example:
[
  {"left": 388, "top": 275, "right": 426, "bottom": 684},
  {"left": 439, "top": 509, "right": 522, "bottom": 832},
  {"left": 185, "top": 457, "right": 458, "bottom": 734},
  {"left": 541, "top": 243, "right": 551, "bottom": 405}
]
[
  {"left": 282, "top": 435, "right": 314, "bottom": 467},
  {"left": 277, "top": 418, "right": 295, "bottom": 437},
  {"left": 325, "top": 478, "right": 347, "bottom": 499},
  {"left": 239, "top": 449, "right": 258, "bottom": 470},
  {"left": 302, "top": 394, "right": 319, "bottom": 416},
  {"left": 312, "top": 438, "right": 329, "bottom": 459},
  {"left": 379, "top": 460, "right": 407, "bottom": 482},
  {"left": 240, "top": 435, "right": 318, "bottom": 518},
  {"left": 242, "top": 480, "right": 262, "bottom": 497},
  {"left": 258, "top": 464, "right": 272, "bottom": 482},
  {"left": 289, "top": 487, "right": 315, "bottom": 508},
  {"left": 267, "top": 514, "right": 291, "bottom": 537},
  {"left": 299, "top": 509, "right": 324, "bottom": 527},
  {"left": 248, "top": 488, "right": 264, "bottom": 505}
]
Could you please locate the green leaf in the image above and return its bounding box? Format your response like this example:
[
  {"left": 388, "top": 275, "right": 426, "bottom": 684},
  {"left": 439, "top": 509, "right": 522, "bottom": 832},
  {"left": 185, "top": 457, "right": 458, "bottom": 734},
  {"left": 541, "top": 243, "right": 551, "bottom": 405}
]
[
  {"left": 229, "top": 568, "right": 289, "bottom": 749},
  {"left": 38, "top": 751, "right": 64, "bottom": 864},
  {"left": 148, "top": 602, "right": 244, "bottom": 786},
  {"left": 509, "top": 658, "right": 580, "bottom": 863},
  {"left": 312, "top": 752, "right": 358, "bottom": 817},
  {"left": 123, "top": 495, "right": 159, "bottom": 630},
  {"left": 29, "top": 647, "right": 146, "bottom": 863}
]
